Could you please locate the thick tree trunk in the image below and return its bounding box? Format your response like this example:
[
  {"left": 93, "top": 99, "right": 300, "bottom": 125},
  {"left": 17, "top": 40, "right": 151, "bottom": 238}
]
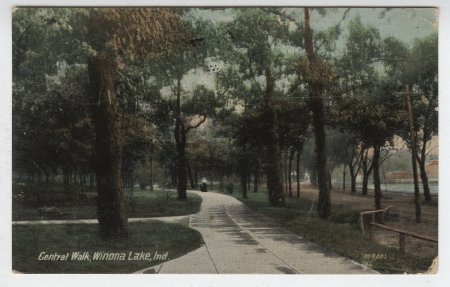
[
  {"left": 239, "top": 145, "right": 249, "bottom": 198},
  {"left": 175, "top": 131, "right": 188, "bottom": 200},
  {"left": 362, "top": 171, "right": 369, "bottom": 195},
  {"left": 342, "top": 164, "right": 346, "bottom": 192},
  {"left": 351, "top": 175, "right": 357, "bottom": 194},
  {"left": 349, "top": 164, "right": 356, "bottom": 193},
  {"left": 284, "top": 147, "right": 289, "bottom": 195},
  {"left": 373, "top": 145, "right": 382, "bottom": 211},
  {"left": 253, "top": 163, "right": 259, "bottom": 193},
  {"left": 88, "top": 53, "right": 128, "bottom": 238},
  {"left": 174, "top": 78, "right": 188, "bottom": 200},
  {"left": 310, "top": 89, "right": 330, "bottom": 218},
  {"left": 241, "top": 173, "right": 248, "bottom": 199},
  {"left": 417, "top": 137, "right": 432, "bottom": 201},
  {"left": 304, "top": 8, "right": 330, "bottom": 218},
  {"left": 296, "top": 151, "right": 301, "bottom": 198},
  {"left": 264, "top": 67, "right": 285, "bottom": 207},
  {"left": 361, "top": 154, "right": 369, "bottom": 195},
  {"left": 327, "top": 170, "right": 332, "bottom": 191},
  {"left": 149, "top": 154, "right": 154, "bottom": 191},
  {"left": 288, "top": 149, "right": 294, "bottom": 197},
  {"left": 418, "top": 160, "right": 432, "bottom": 201}
]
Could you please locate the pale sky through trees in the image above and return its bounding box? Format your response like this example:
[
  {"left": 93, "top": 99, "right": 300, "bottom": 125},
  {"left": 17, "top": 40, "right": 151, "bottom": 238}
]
[{"left": 177, "top": 8, "right": 437, "bottom": 96}]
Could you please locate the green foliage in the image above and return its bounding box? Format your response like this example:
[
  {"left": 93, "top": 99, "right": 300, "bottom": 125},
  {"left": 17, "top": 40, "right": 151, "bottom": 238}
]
[
  {"left": 87, "top": 8, "right": 189, "bottom": 59},
  {"left": 219, "top": 8, "right": 289, "bottom": 76}
]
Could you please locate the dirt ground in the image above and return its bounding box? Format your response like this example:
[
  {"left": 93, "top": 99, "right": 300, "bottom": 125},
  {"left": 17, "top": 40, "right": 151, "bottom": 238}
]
[{"left": 299, "top": 184, "right": 438, "bottom": 260}]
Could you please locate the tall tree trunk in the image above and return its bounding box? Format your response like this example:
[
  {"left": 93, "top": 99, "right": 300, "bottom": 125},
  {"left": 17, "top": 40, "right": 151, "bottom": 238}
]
[
  {"left": 254, "top": 162, "right": 259, "bottom": 193},
  {"left": 304, "top": 8, "right": 330, "bottom": 218},
  {"left": 149, "top": 153, "right": 154, "bottom": 191},
  {"left": 418, "top": 159, "right": 432, "bottom": 201},
  {"left": 288, "top": 149, "right": 294, "bottom": 197},
  {"left": 405, "top": 85, "right": 422, "bottom": 223},
  {"left": 240, "top": 145, "right": 249, "bottom": 198},
  {"left": 264, "top": 67, "right": 285, "bottom": 207},
  {"left": 296, "top": 150, "right": 301, "bottom": 198},
  {"left": 88, "top": 52, "right": 128, "bottom": 238},
  {"left": 417, "top": 137, "right": 432, "bottom": 201},
  {"left": 175, "top": 130, "right": 188, "bottom": 200},
  {"left": 327, "top": 170, "right": 332, "bottom": 191},
  {"left": 350, "top": 174, "right": 356, "bottom": 193},
  {"left": 362, "top": 170, "right": 369, "bottom": 195},
  {"left": 373, "top": 145, "right": 382, "bottom": 211},
  {"left": 186, "top": 159, "right": 195, "bottom": 189},
  {"left": 284, "top": 147, "right": 289, "bottom": 195},
  {"left": 361, "top": 152, "right": 370, "bottom": 195},
  {"left": 174, "top": 78, "right": 187, "bottom": 200},
  {"left": 241, "top": 173, "right": 248, "bottom": 199},
  {"left": 342, "top": 164, "right": 346, "bottom": 192},
  {"left": 349, "top": 164, "right": 357, "bottom": 194}
]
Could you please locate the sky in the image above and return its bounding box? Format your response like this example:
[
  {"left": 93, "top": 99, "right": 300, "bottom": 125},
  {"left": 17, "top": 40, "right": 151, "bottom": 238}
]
[
  {"left": 192, "top": 8, "right": 437, "bottom": 44},
  {"left": 177, "top": 8, "right": 437, "bottom": 95}
]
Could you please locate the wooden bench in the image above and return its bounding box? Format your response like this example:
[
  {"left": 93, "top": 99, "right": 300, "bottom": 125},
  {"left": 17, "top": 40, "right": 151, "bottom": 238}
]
[
  {"left": 359, "top": 206, "right": 393, "bottom": 233},
  {"left": 370, "top": 223, "right": 438, "bottom": 254}
]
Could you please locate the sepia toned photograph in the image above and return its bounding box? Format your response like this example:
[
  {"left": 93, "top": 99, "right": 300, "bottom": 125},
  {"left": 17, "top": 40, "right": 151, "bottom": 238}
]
[{"left": 11, "top": 6, "right": 438, "bottom": 275}]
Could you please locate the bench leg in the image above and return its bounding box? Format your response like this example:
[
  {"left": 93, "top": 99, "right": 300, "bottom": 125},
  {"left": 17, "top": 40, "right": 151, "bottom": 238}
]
[{"left": 399, "top": 233, "right": 406, "bottom": 254}]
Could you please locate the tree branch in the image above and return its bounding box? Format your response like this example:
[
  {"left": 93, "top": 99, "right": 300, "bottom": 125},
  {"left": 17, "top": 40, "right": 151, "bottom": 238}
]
[{"left": 184, "top": 115, "right": 207, "bottom": 133}]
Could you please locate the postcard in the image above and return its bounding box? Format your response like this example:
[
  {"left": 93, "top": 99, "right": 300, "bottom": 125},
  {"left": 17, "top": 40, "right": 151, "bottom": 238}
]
[{"left": 6, "top": 3, "right": 444, "bottom": 285}]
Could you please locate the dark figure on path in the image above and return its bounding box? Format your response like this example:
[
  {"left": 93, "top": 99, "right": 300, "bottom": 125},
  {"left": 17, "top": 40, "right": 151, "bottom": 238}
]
[{"left": 200, "top": 177, "right": 208, "bottom": 192}]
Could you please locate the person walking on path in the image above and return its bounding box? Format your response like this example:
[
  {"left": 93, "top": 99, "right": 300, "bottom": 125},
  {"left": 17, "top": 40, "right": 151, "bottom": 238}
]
[{"left": 200, "top": 177, "right": 208, "bottom": 192}]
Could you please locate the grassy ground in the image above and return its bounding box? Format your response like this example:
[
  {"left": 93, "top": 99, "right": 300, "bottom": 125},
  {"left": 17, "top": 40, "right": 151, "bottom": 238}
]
[
  {"left": 13, "top": 189, "right": 201, "bottom": 221},
  {"left": 217, "top": 189, "right": 435, "bottom": 274},
  {"left": 12, "top": 221, "right": 203, "bottom": 273}
]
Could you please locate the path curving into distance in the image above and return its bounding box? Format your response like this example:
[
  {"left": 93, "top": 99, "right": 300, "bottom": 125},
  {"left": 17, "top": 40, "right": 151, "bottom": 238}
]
[{"left": 135, "top": 191, "right": 376, "bottom": 274}]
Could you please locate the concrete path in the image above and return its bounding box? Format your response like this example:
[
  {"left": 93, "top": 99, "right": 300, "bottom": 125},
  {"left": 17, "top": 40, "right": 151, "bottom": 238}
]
[
  {"left": 13, "top": 191, "right": 376, "bottom": 274},
  {"left": 135, "top": 191, "right": 376, "bottom": 274},
  {"left": 12, "top": 215, "right": 189, "bottom": 225}
]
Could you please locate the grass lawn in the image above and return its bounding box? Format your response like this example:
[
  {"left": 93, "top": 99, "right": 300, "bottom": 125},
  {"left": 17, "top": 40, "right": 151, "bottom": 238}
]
[
  {"left": 12, "top": 221, "right": 203, "bottom": 273},
  {"left": 13, "top": 189, "right": 201, "bottom": 221},
  {"left": 217, "top": 189, "right": 434, "bottom": 274}
]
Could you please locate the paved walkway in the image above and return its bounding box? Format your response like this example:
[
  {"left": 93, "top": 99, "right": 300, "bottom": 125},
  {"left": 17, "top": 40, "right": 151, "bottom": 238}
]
[
  {"left": 13, "top": 191, "right": 376, "bottom": 274},
  {"left": 135, "top": 191, "right": 376, "bottom": 274},
  {"left": 13, "top": 215, "right": 189, "bottom": 225}
]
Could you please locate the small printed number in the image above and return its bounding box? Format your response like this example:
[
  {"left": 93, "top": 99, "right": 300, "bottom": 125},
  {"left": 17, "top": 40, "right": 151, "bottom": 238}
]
[{"left": 362, "top": 253, "right": 388, "bottom": 260}]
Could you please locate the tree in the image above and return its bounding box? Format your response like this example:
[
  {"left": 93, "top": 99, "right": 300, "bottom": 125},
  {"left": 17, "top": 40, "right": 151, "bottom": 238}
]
[
  {"left": 149, "top": 18, "right": 221, "bottom": 199},
  {"left": 298, "top": 8, "right": 333, "bottom": 218},
  {"left": 278, "top": 102, "right": 310, "bottom": 196},
  {"left": 384, "top": 34, "right": 438, "bottom": 202},
  {"left": 218, "top": 8, "right": 290, "bottom": 206},
  {"left": 13, "top": 8, "right": 94, "bottom": 196},
  {"left": 85, "top": 8, "right": 187, "bottom": 238},
  {"left": 334, "top": 18, "right": 408, "bottom": 210}
]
